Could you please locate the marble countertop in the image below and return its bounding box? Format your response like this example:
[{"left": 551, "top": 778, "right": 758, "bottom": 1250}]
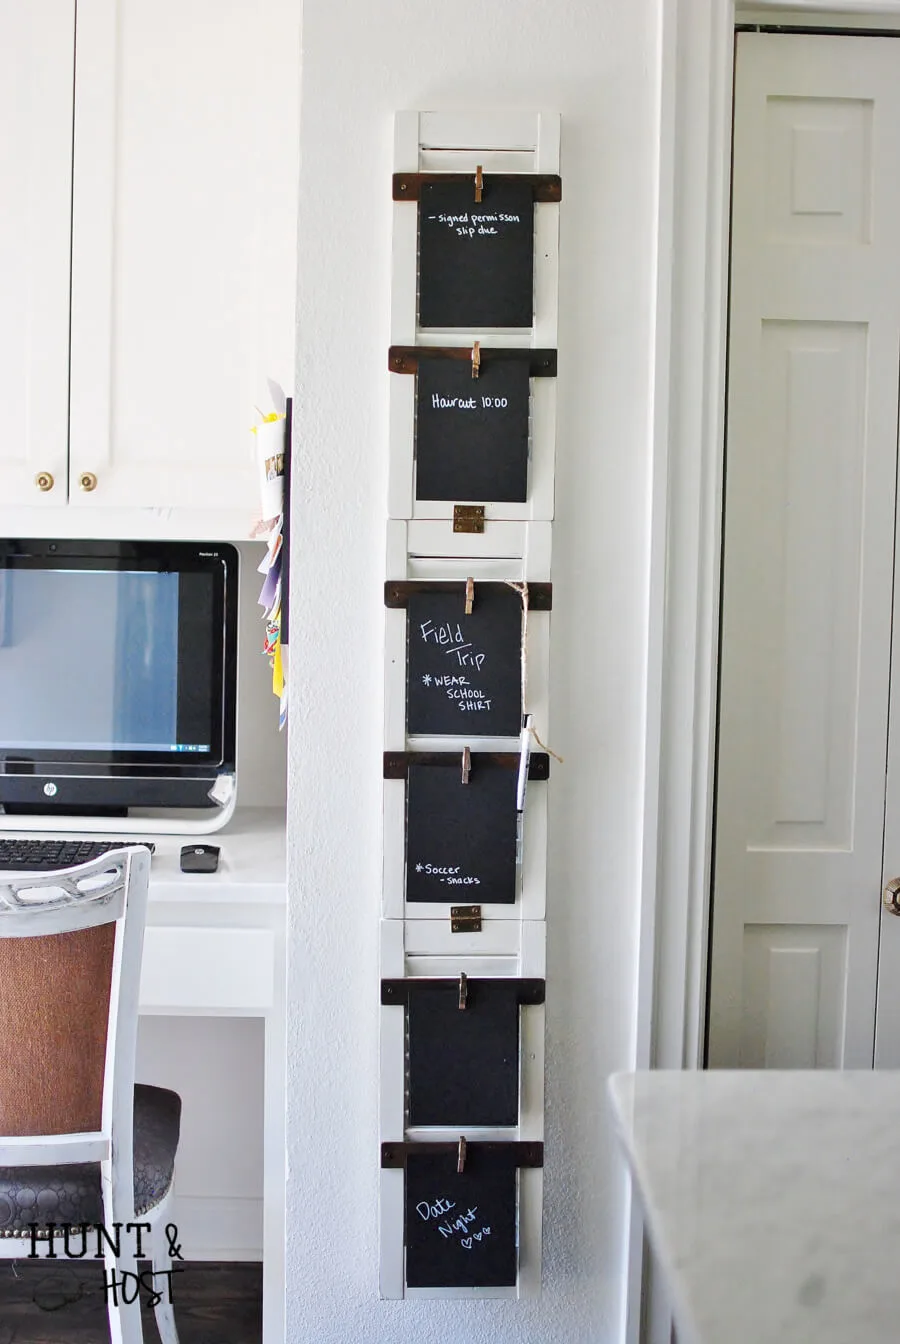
[{"left": 609, "top": 1071, "right": 900, "bottom": 1344}]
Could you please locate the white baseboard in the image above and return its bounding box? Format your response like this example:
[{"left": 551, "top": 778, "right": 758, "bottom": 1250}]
[{"left": 170, "top": 1195, "right": 263, "bottom": 1262}]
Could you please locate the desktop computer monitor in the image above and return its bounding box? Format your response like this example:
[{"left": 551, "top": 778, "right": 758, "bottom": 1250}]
[{"left": 0, "top": 539, "right": 238, "bottom": 818}]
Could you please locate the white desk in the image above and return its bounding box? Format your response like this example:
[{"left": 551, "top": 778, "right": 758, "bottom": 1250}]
[
  {"left": 609, "top": 1070, "right": 900, "bottom": 1344},
  {"left": 137, "top": 808, "right": 286, "bottom": 1344}
]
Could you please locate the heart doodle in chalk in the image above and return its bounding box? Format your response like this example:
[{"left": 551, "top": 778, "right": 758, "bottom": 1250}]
[
  {"left": 474, "top": 1232, "right": 482, "bottom": 1241},
  {"left": 461, "top": 1237, "right": 473, "bottom": 1249}
]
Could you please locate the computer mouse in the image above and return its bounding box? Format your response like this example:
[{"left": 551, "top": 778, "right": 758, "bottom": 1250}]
[{"left": 180, "top": 844, "right": 220, "bottom": 874}]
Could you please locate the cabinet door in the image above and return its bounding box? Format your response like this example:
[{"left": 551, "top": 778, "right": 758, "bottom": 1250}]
[
  {"left": 0, "top": 1, "right": 74, "bottom": 508},
  {"left": 69, "top": 0, "right": 299, "bottom": 514}
]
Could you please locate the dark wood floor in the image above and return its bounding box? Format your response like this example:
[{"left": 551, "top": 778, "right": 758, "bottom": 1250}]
[{"left": 0, "top": 1260, "right": 262, "bottom": 1343}]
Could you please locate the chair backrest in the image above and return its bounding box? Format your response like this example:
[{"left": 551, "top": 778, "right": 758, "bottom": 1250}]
[{"left": 0, "top": 848, "right": 150, "bottom": 1147}]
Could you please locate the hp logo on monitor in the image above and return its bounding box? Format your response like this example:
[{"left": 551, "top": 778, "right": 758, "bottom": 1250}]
[{"left": 43, "top": 782, "right": 58, "bottom": 797}]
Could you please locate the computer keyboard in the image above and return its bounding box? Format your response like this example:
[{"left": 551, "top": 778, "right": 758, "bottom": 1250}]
[{"left": 0, "top": 838, "right": 155, "bottom": 872}]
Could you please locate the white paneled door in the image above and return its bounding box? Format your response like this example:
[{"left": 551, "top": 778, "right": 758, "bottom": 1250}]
[{"left": 709, "top": 32, "right": 900, "bottom": 1068}]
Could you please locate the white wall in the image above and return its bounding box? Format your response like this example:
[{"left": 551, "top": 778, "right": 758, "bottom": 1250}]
[
  {"left": 137, "top": 1015, "right": 265, "bottom": 1260},
  {"left": 286, "top": 3, "right": 662, "bottom": 1340}
]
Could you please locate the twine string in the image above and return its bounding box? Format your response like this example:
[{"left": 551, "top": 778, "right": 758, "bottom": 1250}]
[{"left": 504, "top": 580, "right": 563, "bottom": 765}]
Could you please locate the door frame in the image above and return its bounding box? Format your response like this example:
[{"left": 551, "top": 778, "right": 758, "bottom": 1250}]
[
  {"left": 634, "top": 3, "right": 900, "bottom": 1339},
  {"left": 641, "top": 0, "right": 900, "bottom": 1077}
]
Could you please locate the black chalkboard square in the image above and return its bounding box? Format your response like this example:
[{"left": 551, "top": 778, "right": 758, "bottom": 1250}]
[
  {"left": 408, "top": 981, "right": 520, "bottom": 1126},
  {"left": 406, "top": 762, "right": 518, "bottom": 904},
  {"left": 418, "top": 179, "right": 535, "bottom": 329},
  {"left": 406, "top": 586, "right": 523, "bottom": 737},
  {"left": 415, "top": 359, "right": 530, "bottom": 504},
  {"left": 405, "top": 1151, "right": 518, "bottom": 1288}
]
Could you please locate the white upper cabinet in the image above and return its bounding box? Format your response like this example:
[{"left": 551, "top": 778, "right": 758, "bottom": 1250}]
[
  {"left": 69, "top": 0, "right": 299, "bottom": 516},
  {"left": 0, "top": 2, "right": 75, "bottom": 508},
  {"left": 1, "top": 0, "right": 299, "bottom": 529}
]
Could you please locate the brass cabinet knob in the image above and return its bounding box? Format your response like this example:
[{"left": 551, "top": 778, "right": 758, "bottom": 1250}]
[
  {"left": 79, "top": 471, "right": 98, "bottom": 492},
  {"left": 884, "top": 878, "right": 900, "bottom": 915},
  {"left": 34, "top": 471, "right": 54, "bottom": 492}
]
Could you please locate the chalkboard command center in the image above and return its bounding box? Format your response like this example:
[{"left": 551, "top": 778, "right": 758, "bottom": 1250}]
[
  {"left": 382, "top": 111, "right": 559, "bottom": 1301},
  {"left": 385, "top": 752, "right": 550, "bottom": 905},
  {"left": 419, "top": 178, "right": 534, "bottom": 329},
  {"left": 384, "top": 581, "right": 552, "bottom": 738},
  {"left": 388, "top": 346, "right": 558, "bottom": 509},
  {"left": 418, "top": 357, "right": 529, "bottom": 502},
  {"left": 410, "top": 586, "right": 520, "bottom": 736},
  {"left": 409, "top": 759, "right": 516, "bottom": 899},
  {"left": 382, "top": 977, "right": 545, "bottom": 1126},
  {"left": 381, "top": 1142, "right": 544, "bottom": 1291},
  {"left": 392, "top": 170, "right": 562, "bottom": 331},
  {"left": 405, "top": 1149, "right": 518, "bottom": 1288}
]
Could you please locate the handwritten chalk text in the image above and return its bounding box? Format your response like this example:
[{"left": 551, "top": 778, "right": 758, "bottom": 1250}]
[
  {"left": 416, "top": 1197, "right": 456, "bottom": 1221},
  {"left": 426, "top": 211, "right": 522, "bottom": 239},
  {"left": 414, "top": 863, "right": 482, "bottom": 886},
  {"left": 417, "top": 1196, "right": 493, "bottom": 1253},
  {"left": 437, "top": 1206, "right": 480, "bottom": 1239},
  {"left": 419, "top": 620, "right": 486, "bottom": 672},
  {"left": 430, "top": 394, "right": 509, "bottom": 411}
]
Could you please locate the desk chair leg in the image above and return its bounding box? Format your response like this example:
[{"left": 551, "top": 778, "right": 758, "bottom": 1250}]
[
  {"left": 101, "top": 1165, "right": 144, "bottom": 1344},
  {"left": 150, "top": 1221, "right": 180, "bottom": 1344},
  {"left": 104, "top": 1259, "right": 144, "bottom": 1344}
]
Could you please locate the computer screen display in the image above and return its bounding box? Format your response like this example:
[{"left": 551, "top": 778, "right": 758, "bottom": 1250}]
[{"left": 0, "top": 540, "right": 238, "bottom": 814}]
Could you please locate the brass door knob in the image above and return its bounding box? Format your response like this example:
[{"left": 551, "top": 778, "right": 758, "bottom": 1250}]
[
  {"left": 884, "top": 878, "right": 900, "bottom": 915},
  {"left": 34, "top": 471, "right": 54, "bottom": 492},
  {"left": 79, "top": 471, "right": 98, "bottom": 492}
]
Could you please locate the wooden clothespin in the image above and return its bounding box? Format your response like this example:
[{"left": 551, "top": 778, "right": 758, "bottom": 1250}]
[
  {"left": 475, "top": 164, "right": 483, "bottom": 203},
  {"left": 465, "top": 576, "right": 474, "bottom": 616},
  {"left": 471, "top": 340, "right": 481, "bottom": 379},
  {"left": 458, "top": 971, "right": 468, "bottom": 1011},
  {"left": 457, "top": 1135, "right": 467, "bottom": 1173},
  {"left": 461, "top": 746, "right": 471, "bottom": 785}
]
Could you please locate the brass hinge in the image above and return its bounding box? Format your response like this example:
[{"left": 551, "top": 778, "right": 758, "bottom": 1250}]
[
  {"left": 453, "top": 504, "right": 485, "bottom": 534},
  {"left": 450, "top": 904, "right": 482, "bottom": 933}
]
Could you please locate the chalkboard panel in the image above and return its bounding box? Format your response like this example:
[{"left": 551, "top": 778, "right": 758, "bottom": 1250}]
[
  {"left": 415, "top": 359, "right": 530, "bottom": 503},
  {"left": 405, "top": 1150, "right": 518, "bottom": 1288},
  {"left": 406, "top": 586, "right": 522, "bottom": 737},
  {"left": 418, "top": 179, "right": 535, "bottom": 330},
  {"left": 406, "top": 760, "right": 518, "bottom": 904},
  {"left": 407, "top": 980, "right": 520, "bottom": 1126}
]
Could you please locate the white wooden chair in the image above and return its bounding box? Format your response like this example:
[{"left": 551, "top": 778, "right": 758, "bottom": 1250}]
[{"left": 0, "top": 846, "right": 180, "bottom": 1343}]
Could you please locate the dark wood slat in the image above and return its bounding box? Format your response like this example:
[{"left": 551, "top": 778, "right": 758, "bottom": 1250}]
[
  {"left": 384, "top": 580, "right": 552, "bottom": 610},
  {"left": 393, "top": 172, "right": 562, "bottom": 202},
  {"left": 381, "top": 977, "right": 546, "bottom": 1006},
  {"left": 381, "top": 1140, "right": 543, "bottom": 1168},
  {"left": 388, "top": 346, "right": 557, "bottom": 377},
  {"left": 383, "top": 750, "right": 550, "bottom": 780}
]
